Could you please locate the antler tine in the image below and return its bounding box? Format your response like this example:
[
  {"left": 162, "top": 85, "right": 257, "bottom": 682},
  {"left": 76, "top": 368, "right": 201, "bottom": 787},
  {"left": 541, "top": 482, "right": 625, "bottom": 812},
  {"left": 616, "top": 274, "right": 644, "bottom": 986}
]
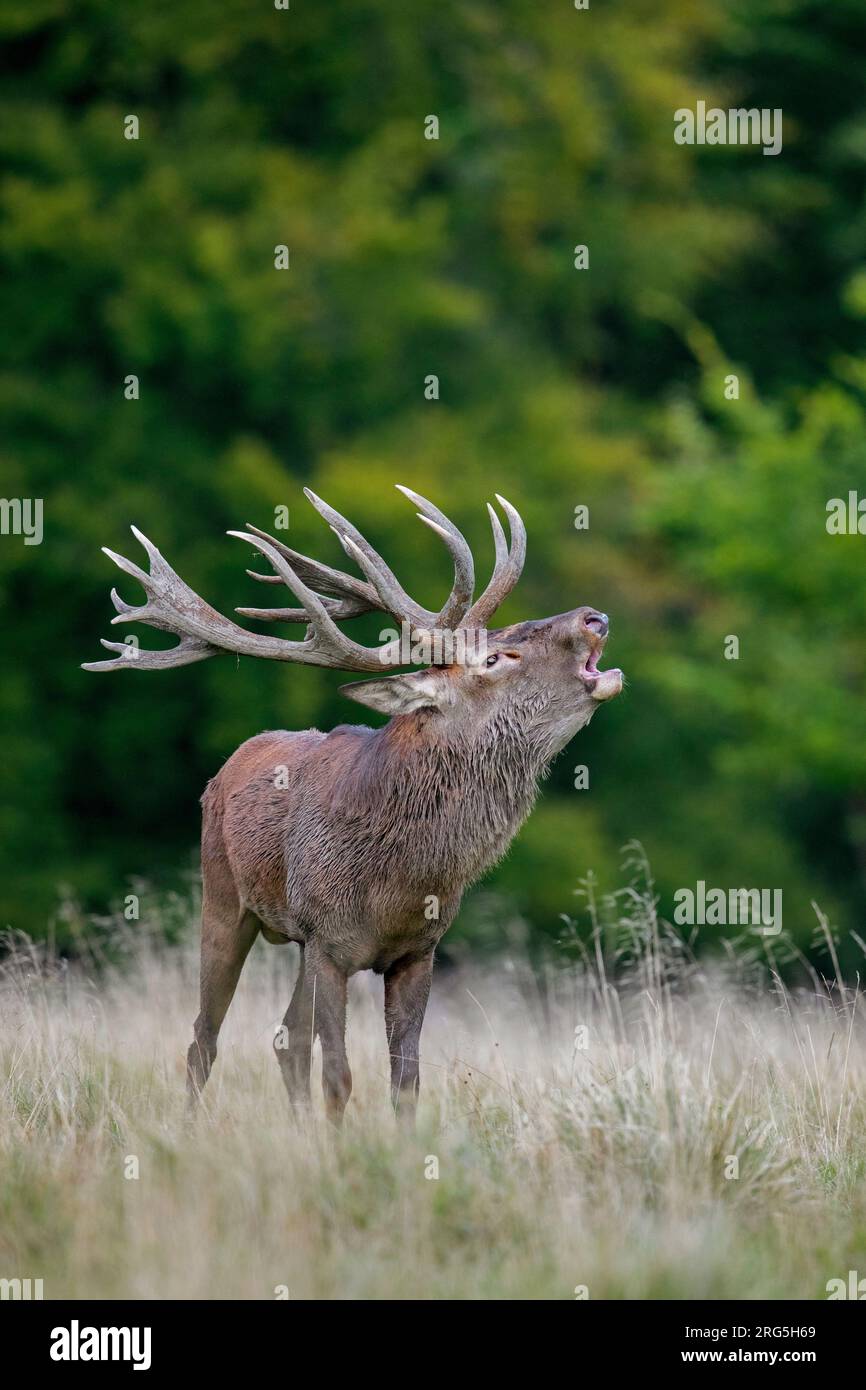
[
  {"left": 461, "top": 494, "right": 527, "bottom": 628},
  {"left": 82, "top": 636, "right": 216, "bottom": 673},
  {"left": 236, "top": 595, "right": 374, "bottom": 624},
  {"left": 395, "top": 484, "right": 475, "bottom": 627},
  {"left": 244, "top": 568, "right": 284, "bottom": 585}
]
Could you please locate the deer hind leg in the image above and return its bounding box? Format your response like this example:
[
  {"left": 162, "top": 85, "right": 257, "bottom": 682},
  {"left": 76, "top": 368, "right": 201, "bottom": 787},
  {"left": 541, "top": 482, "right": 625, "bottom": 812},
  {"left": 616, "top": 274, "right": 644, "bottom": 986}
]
[
  {"left": 186, "top": 891, "right": 258, "bottom": 1108},
  {"left": 384, "top": 950, "right": 434, "bottom": 1119},
  {"left": 274, "top": 945, "right": 314, "bottom": 1109}
]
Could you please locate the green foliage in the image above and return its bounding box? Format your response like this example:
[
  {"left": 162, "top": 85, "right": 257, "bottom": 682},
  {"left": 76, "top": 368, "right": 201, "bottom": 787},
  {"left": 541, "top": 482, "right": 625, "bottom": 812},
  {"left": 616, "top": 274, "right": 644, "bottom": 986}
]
[{"left": 1, "top": 0, "right": 865, "bottom": 955}]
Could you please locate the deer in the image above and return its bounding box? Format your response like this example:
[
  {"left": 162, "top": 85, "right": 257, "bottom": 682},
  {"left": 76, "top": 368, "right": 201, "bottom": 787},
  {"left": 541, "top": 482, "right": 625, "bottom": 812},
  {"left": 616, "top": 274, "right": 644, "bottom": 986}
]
[{"left": 83, "top": 486, "right": 623, "bottom": 1124}]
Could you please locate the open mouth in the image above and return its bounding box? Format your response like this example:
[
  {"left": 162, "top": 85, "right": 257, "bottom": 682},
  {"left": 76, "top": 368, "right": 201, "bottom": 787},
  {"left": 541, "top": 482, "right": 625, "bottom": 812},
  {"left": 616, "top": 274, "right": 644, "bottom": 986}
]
[
  {"left": 578, "top": 633, "right": 622, "bottom": 700},
  {"left": 579, "top": 639, "right": 605, "bottom": 683},
  {"left": 575, "top": 614, "right": 622, "bottom": 699}
]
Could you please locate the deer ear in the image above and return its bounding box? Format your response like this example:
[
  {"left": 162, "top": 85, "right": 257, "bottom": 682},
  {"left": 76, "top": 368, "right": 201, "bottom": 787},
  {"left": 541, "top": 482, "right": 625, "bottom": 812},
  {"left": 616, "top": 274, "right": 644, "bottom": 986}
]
[{"left": 339, "top": 671, "right": 446, "bottom": 715}]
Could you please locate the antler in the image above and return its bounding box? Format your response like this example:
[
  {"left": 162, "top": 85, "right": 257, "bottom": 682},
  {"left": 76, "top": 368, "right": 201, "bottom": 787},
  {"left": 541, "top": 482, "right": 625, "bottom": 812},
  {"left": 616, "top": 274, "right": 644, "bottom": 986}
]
[{"left": 83, "top": 488, "right": 526, "bottom": 675}]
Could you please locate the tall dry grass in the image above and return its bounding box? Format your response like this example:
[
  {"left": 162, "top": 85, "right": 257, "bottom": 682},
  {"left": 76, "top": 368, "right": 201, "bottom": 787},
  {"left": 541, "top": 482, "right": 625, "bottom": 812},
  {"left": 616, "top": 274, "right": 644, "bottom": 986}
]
[{"left": 1, "top": 852, "right": 865, "bottom": 1300}]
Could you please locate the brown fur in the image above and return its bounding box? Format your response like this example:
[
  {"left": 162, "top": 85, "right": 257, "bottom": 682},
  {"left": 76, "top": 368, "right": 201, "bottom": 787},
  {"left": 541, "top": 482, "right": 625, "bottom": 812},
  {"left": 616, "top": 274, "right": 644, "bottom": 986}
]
[{"left": 186, "top": 607, "right": 623, "bottom": 1123}]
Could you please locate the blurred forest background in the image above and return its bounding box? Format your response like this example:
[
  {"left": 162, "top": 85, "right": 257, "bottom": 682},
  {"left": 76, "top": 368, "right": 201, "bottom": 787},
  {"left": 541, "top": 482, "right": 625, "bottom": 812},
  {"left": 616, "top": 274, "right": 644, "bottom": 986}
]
[{"left": 1, "top": 0, "right": 866, "bottom": 961}]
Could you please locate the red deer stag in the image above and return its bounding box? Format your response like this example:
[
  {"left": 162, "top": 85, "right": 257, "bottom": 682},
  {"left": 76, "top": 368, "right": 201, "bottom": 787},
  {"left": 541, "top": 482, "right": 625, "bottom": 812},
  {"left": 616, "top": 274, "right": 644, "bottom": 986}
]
[{"left": 84, "top": 487, "right": 622, "bottom": 1123}]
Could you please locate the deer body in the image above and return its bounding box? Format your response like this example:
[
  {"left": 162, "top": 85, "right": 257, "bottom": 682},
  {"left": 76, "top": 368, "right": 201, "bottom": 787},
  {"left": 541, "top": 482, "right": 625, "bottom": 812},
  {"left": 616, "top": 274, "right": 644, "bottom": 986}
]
[
  {"left": 85, "top": 488, "right": 622, "bottom": 1122},
  {"left": 208, "top": 712, "right": 542, "bottom": 971}
]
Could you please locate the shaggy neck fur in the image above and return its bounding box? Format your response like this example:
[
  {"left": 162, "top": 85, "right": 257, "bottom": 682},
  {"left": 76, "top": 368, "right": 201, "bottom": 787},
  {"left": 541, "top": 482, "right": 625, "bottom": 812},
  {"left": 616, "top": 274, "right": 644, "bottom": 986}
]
[{"left": 337, "top": 699, "right": 588, "bottom": 890}]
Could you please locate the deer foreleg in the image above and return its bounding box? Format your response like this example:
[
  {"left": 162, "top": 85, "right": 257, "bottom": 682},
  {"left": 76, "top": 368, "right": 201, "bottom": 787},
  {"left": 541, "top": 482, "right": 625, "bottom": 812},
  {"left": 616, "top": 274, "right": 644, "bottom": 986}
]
[{"left": 276, "top": 944, "right": 352, "bottom": 1125}]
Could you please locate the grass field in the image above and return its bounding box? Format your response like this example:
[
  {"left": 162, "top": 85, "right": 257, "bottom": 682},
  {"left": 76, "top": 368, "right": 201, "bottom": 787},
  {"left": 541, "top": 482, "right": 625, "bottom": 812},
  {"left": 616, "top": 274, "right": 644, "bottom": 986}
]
[{"left": 2, "top": 871, "right": 865, "bottom": 1301}]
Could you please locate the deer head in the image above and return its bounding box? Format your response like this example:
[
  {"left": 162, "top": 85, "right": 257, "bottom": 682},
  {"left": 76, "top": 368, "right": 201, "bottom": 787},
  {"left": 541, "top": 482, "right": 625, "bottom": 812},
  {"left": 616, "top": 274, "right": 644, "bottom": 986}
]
[
  {"left": 343, "top": 605, "right": 622, "bottom": 758},
  {"left": 83, "top": 486, "right": 623, "bottom": 758}
]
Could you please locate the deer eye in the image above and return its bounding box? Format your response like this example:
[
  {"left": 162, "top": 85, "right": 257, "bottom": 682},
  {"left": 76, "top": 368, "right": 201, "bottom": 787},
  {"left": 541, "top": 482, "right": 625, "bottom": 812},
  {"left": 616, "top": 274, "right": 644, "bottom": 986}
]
[{"left": 486, "top": 653, "right": 499, "bottom": 667}]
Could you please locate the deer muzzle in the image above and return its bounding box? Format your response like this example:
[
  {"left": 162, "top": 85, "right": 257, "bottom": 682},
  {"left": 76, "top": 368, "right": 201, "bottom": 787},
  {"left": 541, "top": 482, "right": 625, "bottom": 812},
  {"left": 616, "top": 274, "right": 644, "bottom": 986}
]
[{"left": 576, "top": 610, "right": 623, "bottom": 701}]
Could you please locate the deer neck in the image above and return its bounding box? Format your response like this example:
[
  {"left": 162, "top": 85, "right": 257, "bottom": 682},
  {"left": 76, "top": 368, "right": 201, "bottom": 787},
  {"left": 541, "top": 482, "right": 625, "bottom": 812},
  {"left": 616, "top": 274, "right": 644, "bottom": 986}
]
[{"left": 357, "top": 711, "right": 551, "bottom": 885}]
